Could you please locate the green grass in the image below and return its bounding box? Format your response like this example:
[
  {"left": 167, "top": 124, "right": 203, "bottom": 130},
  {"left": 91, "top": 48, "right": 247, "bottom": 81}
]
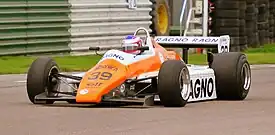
[
  {"left": 0, "top": 44, "right": 275, "bottom": 74},
  {"left": 245, "top": 44, "right": 275, "bottom": 53},
  {"left": 0, "top": 55, "right": 101, "bottom": 74},
  {"left": 185, "top": 53, "right": 275, "bottom": 65}
]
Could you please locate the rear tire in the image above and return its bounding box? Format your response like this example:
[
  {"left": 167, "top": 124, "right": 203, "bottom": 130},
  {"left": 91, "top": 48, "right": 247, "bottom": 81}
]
[
  {"left": 26, "top": 57, "right": 60, "bottom": 104},
  {"left": 157, "top": 60, "right": 191, "bottom": 107},
  {"left": 211, "top": 52, "right": 251, "bottom": 100}
]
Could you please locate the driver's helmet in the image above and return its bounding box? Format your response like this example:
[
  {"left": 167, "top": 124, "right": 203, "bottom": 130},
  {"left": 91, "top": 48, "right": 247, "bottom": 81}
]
[{"left": 122, "top": 35, "right": 143, "bottom": 54}]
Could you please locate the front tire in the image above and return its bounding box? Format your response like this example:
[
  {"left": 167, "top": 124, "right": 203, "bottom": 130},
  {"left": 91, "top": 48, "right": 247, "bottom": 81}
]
[
  {"left": 26, "top": 57, "right": 60, "bottom": 104},
  {"left": 211, "top": 52, "right": 251, "bottom": 100},
  {"left": 157, "top": 60, "right": 191, "bottom": 107}
]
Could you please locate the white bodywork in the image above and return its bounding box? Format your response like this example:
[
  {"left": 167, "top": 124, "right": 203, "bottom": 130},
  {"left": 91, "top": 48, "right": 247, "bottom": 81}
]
[
  {"left": 152, "top": 33, "right": 230, "bottom": 102},
  {"left": 154, "top": 35, "right": 230, "bottom": 53},
  {"left": 154, "top": 65, "right": 217, "bottom": 102}
]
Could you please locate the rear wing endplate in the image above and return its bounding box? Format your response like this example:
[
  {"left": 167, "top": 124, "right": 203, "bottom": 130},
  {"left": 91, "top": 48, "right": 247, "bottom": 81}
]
[{"left": 154, "top": 35, "right": 230, "bottom": 53}]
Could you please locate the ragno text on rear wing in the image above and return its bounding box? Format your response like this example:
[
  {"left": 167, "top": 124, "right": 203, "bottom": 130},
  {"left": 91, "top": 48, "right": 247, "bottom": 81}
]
[{"left": 154, "top": 35, "right": 230, "bottom": 63}]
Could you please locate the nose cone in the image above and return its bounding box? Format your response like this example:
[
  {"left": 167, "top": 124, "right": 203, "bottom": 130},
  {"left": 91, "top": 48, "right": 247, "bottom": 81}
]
[{"left": 76, "top": 59, "right": 127, "bottom": 103}]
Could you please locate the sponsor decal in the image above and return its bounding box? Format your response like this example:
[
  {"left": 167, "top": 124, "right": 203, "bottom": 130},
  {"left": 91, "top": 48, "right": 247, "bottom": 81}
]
[
  {"left": 191, "top": 38, "right": 218, "bottom": 43},
  {"left": 103, "top": 53, "right": 124, "bottom": 60},
  {"left": 155, "top": 36, "right": 219, "bottom": 44},
  {"left": 156, "top": 37, "right": 189, "bottom": 42},
  {"left": 86, "top": 82, "right": 103, "bottom": 88},
  {"left": 94, "top": 65, "right": 118, "bottom": 72},
  {"left": 79, "top": 89, "right": 89, "bottom": 95},
  {"left": 189, "top": 77, "right": 214, "bottom": 99}
]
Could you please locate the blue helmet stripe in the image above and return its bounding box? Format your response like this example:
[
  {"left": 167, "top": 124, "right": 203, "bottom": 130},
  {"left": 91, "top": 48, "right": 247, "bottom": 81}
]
[{"left": 125, "top": 35, "right": 136, "bottom": 39}]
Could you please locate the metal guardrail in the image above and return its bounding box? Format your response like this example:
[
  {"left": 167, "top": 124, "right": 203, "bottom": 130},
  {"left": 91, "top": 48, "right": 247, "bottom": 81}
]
[
  {"left": 0, "top": 0, "right": 71, "bottom": 56},
  {"left": 68, "top": 0, "right": 153, "bottom": 55},
  {"left": 0, "top": 0, "right": 153, "bottom": 56}
]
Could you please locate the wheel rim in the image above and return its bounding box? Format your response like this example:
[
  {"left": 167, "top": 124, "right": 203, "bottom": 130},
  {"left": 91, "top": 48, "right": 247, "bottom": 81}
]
[
  {"left": 46, "top": 66, "right": 60, "bottom": 96},
  {"left": 157, "top": 4, "right": 169, "bottom": 35},
  {"left": 179, "top": 66, "right": 191, "bottom": 101},
  {"left": 241, "top": 63, "right": 251, "bottom": 91}
]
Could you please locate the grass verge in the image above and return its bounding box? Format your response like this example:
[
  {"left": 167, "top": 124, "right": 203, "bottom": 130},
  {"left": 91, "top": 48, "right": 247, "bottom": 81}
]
[{"left": 0, "top": 44, "right": 275, "bottom": 74}]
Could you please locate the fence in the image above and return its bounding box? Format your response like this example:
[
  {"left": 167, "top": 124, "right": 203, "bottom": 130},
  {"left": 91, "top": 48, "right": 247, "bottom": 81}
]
[
  {"left": 69, "top": 0, "right": 152, "bottom": 55},
  {"left": 0, "top": 0, "right": 152, "bottom": 56},
  {"left": 0, "top": 0, "right": 71, "bottom": 56}
]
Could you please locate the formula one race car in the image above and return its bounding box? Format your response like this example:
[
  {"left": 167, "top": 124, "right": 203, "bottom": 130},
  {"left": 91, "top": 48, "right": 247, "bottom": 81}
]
[{"left": 26, "top": 27, "right": 252, "bottom": 107}]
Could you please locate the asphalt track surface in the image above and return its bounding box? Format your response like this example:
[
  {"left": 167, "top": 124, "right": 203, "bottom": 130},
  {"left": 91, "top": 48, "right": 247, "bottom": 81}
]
[{"left": 1, "top": 65, "right": 275, "bottom": 135}]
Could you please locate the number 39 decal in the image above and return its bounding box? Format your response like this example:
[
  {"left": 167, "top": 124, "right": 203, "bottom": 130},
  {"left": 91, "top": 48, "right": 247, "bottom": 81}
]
[{"left": 89, "top": 72, "right": 112, "bottom": 80}]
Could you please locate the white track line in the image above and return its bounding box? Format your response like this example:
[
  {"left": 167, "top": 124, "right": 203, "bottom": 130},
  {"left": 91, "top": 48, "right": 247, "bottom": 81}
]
[{"left": 15, "top": 80, "right": 26, "bottom": 83}]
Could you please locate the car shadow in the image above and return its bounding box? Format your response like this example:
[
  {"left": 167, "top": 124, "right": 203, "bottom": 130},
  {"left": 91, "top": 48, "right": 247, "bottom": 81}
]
[{"left": 28, "top": 101, "right": 160, "bottom": 109}]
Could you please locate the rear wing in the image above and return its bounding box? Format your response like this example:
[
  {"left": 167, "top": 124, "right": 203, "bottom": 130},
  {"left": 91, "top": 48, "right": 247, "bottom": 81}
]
[{"left": 154, "top": 35, "right": 230, "bottom": 53}]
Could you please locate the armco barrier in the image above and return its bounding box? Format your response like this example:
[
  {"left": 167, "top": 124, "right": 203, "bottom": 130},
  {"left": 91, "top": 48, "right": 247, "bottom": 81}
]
[
  {"left": 68, "top": 0, "right": 152, "bottom": 55},
  {"left": 0, "top": 0, "right": 152, "bottom": 56},
  {"left": 0, "top": 0, "right": 71, "bottom": 56},
  {"left": 3, "top": 0, "right": 274, "bottom": 56}
]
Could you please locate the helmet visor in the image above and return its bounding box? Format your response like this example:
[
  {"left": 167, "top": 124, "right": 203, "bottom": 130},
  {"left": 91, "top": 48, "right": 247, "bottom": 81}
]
[{"left": 122, "top": 43, "right": 139, "bottom": 51}]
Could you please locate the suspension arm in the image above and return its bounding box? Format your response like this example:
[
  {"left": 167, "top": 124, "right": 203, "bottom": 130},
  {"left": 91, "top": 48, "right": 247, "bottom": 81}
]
[{"left": 56, "top": 73, "right": 82, "bottom": 81}]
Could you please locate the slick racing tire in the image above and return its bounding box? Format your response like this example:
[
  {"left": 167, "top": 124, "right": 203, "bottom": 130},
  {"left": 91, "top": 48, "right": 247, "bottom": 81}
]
[
  {"left": 211, "top": 52, "right": 251, "bottom": 100},
  {"left": 26, "top": 57, "right": 60, "bottom": 104},
  {"left": 157, "top": 60, "right": 191, "bottom": 107}
]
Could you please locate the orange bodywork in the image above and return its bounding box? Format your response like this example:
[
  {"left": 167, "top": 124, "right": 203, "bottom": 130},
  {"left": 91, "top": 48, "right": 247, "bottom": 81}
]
[{"left": 76, "top": 39, "right": 182, "bottom": 103}]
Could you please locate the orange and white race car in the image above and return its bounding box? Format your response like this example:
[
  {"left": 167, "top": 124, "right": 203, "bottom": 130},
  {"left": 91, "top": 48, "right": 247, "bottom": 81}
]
[{"left": 26, "top": 27, "right": 252, "bottom": 107}]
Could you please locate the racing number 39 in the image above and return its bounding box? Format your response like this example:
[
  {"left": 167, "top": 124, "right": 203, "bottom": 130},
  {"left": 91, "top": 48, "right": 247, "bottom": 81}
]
[{"left": 89, "top": 72, "right": 112, "bottom": 80}]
